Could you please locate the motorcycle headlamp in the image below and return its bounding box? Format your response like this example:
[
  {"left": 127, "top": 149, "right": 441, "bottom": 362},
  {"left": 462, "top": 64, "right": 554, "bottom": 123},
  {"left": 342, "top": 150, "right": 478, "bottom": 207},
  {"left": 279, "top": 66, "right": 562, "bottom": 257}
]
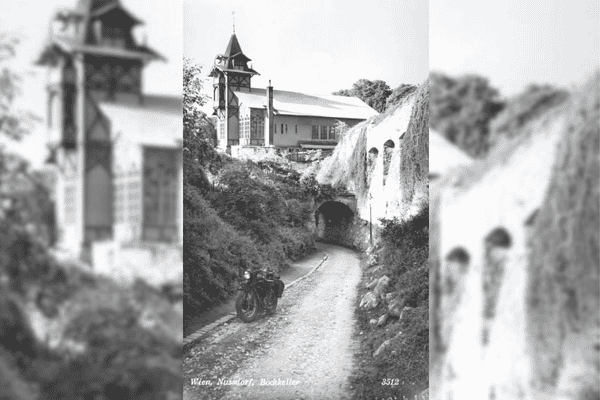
[{"left": 243, "top": 270, "right": 251, "bottom": 280}]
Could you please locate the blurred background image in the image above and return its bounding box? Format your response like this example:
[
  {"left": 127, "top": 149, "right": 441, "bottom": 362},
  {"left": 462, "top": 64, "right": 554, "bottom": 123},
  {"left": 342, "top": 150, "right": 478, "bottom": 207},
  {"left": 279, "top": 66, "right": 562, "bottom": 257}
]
[
  {"left": 1, "top": 0, "right": 183, "bottom": 398},
  {"left": 429, "top": 1, "right": 599, "bottom": 399}
]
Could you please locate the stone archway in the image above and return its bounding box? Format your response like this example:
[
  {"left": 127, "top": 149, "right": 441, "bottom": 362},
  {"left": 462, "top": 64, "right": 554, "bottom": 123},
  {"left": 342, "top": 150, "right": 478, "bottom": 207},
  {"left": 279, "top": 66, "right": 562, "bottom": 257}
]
[{"left": 315, "top": 200, "right": 354, "bottom": 246}]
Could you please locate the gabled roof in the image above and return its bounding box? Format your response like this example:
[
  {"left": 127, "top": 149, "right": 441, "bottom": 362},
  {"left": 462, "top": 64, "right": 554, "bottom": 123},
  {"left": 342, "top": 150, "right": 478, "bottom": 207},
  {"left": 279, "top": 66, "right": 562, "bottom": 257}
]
[
  {"left": 429, "top": 129, "right": 472, "bottom": 177},
  {"left": 234, "top": 89, "right": 379, "bottom": 120}
]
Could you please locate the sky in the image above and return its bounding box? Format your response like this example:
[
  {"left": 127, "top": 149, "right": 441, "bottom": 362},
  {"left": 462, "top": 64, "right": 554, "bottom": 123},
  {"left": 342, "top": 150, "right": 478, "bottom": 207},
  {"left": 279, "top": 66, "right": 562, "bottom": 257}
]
[
  {"left": 184, "top": 0, "right": 429, "bottom": 114},
  {"left": 430, "top": 0, "right": 600, "bottom": 98},
  {"left": 0, "top": 0, "right": 182, "bottom": 168}
]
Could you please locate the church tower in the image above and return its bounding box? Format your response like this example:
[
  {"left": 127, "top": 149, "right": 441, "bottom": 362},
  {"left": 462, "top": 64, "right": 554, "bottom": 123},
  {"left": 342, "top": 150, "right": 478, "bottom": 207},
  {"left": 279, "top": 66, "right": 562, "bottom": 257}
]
[
  {"left": 37, "top": 0, "right": 163, "bottom": 258},
  {"left": 209, "top": 31, "right": 259, "bottom": 149}
]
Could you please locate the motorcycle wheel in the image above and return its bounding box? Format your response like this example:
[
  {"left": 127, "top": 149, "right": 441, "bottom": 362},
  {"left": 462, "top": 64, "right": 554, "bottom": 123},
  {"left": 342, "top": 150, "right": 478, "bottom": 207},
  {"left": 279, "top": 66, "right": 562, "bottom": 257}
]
[
  {"left": 265, "top": 289, "right": 278, "bottom": 315},
  {"left": 236, "top": 290, "right": 259, "bottom": 322}
]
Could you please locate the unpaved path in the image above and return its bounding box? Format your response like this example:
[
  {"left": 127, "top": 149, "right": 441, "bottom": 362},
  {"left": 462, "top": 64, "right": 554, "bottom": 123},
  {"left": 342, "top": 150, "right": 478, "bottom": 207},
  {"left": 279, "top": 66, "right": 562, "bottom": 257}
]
[
  {"left": 183, "top": 244, "right": 362, "bottom": 400},
  {"left": 184, "top": 247, "right": 326, "bottom": 337}
]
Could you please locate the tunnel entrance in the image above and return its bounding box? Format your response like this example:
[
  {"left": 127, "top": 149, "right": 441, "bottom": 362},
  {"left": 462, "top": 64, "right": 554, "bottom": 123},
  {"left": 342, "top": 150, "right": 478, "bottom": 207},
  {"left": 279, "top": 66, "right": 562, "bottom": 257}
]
[{"left": 315, "top": 201, "right": 354, "bottom": 246}]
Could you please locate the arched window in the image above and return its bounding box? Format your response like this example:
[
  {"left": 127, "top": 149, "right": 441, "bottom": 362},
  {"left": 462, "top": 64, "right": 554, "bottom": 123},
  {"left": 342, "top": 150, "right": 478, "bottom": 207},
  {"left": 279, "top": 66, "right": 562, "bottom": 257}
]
[
  {"left": 367, "top": 147, "right": 379, "bottom": 185},
  {"left": 482, "top": 227, "right": 512, "bottom": 344},
  {"left": 384, "top": 139, "right": 395, "bottom": 149},
  {"left": 444, "top": 247, "right": 470, "bottom": 295},
  {"left": 441, "top": 246, "right": 471, "bottom": 349},
  {"left": 383, "top": 140, "right": 395, "bottom": 185}
]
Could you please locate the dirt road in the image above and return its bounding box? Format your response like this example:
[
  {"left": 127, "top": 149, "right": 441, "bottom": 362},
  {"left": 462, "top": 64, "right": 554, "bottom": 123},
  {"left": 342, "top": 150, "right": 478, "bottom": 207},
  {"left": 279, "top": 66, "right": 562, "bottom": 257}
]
[
  {"left": 183, "top": 244, "right": 362, "bottom": 400},
  {"left": 184, "top": 248, "right": 326, "bottom": 337}
]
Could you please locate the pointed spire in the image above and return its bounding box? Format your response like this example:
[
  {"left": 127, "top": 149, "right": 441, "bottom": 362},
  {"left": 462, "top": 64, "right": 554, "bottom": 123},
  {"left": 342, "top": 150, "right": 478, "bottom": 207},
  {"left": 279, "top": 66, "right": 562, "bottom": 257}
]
[{"left": 224, "top": 32, "right": 243, "bottom": 57}]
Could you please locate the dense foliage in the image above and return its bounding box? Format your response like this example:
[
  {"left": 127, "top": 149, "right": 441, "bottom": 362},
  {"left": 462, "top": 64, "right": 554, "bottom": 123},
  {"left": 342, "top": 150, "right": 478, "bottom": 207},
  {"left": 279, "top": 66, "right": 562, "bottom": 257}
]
[
  {"left": 333, "top": 79, "right": 393, "bottom": 113},
  {"left": 0, "top": 215, "right": 182, "bottom": 399},
  {"left": 430, "top": 71, "right": 572, "bottom": 160},
  {"left": 430, "top": 71, "right": 505, "bottom": 158},
  {"left": 385, "top": 83, "right": 417, "bottom": 110},
  {"left": 526, "top": 74, "right": 599, "bottom": 395},
  {"left": 489, "top": 83, "right": 569, "bottom": 147},
  {"left": 352, "top": 205, "right": 429, "bottom": 399},
  {"left": 379, "top": 205, "right": 429, "bottom": 376},
  {"left": 400, "top": 79, "right": 429, "bottom": 208}
]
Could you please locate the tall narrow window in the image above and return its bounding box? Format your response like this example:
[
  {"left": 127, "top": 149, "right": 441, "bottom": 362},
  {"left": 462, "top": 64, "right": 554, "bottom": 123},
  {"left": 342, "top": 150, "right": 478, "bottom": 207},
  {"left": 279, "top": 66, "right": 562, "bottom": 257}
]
[
  {"left": 383, "top": 140, "right": 395, "bottom": 185},
  {"left": 482, "top": 228, "right": 512, "bottom": 345},
  {"left": 321, "top": 126, "right": 328, "bottom": 140},
  {"left": 142, "top": 147, "right": 178, "bottom": 242},
  {"left": 295, "top": 124, "right": 298, "bottom": 134},
  {"left": 285, "top": 124, "right": 288, "bottom": 133},
  {"left": 329, "top": 127, "right": 336, "bottom": 140},
  {"left": 281, "top": 123, "right": 284, "bottom": 134},
  {"left": 274, "top": 124, "right": 277, "bottom": 134},
  {"left": 312, "top": 125, "right": 318, "bottom": 139}
]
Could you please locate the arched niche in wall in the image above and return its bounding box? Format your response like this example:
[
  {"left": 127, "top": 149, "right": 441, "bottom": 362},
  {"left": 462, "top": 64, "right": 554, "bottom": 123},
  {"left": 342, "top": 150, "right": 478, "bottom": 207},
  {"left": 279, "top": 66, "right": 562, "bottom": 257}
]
[
  {"left": 382, "top": 140, "right": 395, "bottom": 185},
  {"left": 441, "top": 246, "right": 471, "bottom": 349},
  {"left": 444, "top": 247, "right": 470, "bottom": 295},
  {"left": 367, "top": 147, "right": 379, "bottom": 185},
  {"left": 482, "top": 227, "right": 512, "bottom": 345}
]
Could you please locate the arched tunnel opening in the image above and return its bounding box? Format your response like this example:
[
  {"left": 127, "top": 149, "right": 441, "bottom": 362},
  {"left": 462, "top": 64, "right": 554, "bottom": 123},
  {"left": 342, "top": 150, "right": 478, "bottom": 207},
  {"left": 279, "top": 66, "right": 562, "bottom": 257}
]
[{"left": 315, "top": 201, "right": 354, "bottom": 246}]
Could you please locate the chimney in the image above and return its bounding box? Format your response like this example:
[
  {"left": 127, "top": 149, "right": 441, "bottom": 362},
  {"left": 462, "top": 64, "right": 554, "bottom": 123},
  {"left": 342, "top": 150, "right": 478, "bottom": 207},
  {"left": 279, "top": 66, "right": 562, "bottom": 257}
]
[{"left": 265, "top": 80, "right": 274, "bottom": 147}]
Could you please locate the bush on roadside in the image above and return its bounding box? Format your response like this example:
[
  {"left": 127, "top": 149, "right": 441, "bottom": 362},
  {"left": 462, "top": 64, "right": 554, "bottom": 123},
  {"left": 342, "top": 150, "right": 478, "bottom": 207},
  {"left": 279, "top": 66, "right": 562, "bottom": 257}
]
[{"left": 352, "top": 204, "right": 429, "bottom": 399}]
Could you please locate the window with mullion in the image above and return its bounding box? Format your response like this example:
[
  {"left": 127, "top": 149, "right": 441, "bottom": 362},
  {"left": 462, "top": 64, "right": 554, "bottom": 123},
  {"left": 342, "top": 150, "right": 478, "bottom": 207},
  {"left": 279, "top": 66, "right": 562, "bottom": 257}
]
[{"left": 320, "top": 125, "right": 328, "bottom": 140}]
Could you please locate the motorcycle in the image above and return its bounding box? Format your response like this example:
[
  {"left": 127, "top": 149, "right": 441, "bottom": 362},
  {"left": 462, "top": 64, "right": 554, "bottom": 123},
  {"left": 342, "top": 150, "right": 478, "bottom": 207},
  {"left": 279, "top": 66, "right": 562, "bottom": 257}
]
[{"left": 235, "top": 268, "right": 285, "bottom": 322}]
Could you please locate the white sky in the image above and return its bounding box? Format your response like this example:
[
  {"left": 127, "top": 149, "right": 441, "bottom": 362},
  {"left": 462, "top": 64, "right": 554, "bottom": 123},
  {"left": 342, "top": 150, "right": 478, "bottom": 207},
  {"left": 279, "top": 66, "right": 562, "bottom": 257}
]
[
  {"left": 430, "top": 0, "right": 600, "bottom": 98},
  {"left": 4, "top": 0, "right": 594, "bottom": 167},
  {"left": 184, "top": 0, "right": 429, "bottom": 114},
  {"left": 0, "top": 0, "right": 182, "bottom": 168}
]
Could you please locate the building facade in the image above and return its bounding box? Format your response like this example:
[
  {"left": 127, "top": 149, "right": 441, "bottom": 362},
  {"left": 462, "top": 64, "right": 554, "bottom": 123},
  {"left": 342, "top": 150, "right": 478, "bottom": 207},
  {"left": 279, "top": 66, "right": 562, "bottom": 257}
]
[
  {"left": 37, "top": 0, "right": 182, "bottom": 283},
  {"left": 209, "top": 33, "right": 378, "bottom": 152}
]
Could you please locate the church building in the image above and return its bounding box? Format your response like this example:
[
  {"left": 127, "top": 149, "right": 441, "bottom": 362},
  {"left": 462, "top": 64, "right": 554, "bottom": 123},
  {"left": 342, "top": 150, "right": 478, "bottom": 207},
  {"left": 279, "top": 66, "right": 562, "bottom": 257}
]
[
  {"left": 210, "top": 32, "right": 378, "bottom": 153},
  {"left": 36, "top": 0, "right": 182, "bottom": 285}
]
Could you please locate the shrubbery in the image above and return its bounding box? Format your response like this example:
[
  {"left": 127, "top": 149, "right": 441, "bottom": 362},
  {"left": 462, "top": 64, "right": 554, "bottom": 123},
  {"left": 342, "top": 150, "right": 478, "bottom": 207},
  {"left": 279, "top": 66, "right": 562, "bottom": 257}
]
[
  {"left": 0, "top": 217, "right": 182, "bottom": 399},
  {"left": 378, "top": 204, "right": 429, "bottom": 382},
  {"left": 184, "top": 157, "right": 318, "bottom": 325},
  {"left": 183, "top": 59, "right": 320, "bottom": 329},
  {"left": 352, "top": 205, "right": 429, "bottom": 399}
]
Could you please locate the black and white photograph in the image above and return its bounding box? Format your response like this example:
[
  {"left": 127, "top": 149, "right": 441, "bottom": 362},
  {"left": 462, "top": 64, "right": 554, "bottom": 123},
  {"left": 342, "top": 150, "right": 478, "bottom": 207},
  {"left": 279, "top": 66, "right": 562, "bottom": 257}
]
[
  {"left": 0, "top": 0, "right": 183, "bottom": 398},
  {"left": 429, "top": 1, "right": 599, "bottom": 399},
  {"left": 0, "top": 0, "right": 598, "bottom": 399},
  {"left": 182, "top": 0, "right": 428, "bottom": 399}
]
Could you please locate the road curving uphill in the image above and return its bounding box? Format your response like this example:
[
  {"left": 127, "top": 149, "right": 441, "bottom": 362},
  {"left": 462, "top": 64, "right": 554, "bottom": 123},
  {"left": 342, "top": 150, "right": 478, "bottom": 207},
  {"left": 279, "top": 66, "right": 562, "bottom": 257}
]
[{"left": 183, "top": 243, "right": 361, "bottom": 400}]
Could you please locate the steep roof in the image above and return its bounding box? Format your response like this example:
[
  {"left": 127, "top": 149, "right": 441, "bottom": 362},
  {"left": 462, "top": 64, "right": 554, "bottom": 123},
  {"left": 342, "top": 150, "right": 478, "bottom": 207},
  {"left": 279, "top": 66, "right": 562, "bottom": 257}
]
[
  {"left": 209, "top": 33, "right": 258, "bottom": 77},
  {"left": 429, "top": 129, "right": 472, "bottom": 177},
  {"left": 234, "top": 89, "right": 379, "bottom": 120},
  {"left": 36, "top": 0, "right": 163, "bottom": 65},
  {"left": 223, "top": 33, "right": 245, "bottom": 58}
]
